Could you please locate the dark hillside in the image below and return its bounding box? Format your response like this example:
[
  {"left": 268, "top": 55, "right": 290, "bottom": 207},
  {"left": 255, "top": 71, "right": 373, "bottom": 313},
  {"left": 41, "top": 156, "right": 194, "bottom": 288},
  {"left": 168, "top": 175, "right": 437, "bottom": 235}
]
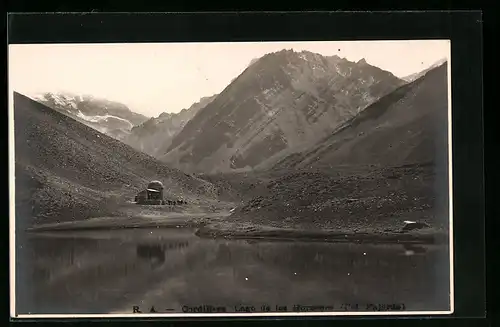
[
  {"left": 13, "top": 92, "right": 217, "bottom": 226},
  {"left": 206, "top": 64, "right": 450, "bottom": 234}
]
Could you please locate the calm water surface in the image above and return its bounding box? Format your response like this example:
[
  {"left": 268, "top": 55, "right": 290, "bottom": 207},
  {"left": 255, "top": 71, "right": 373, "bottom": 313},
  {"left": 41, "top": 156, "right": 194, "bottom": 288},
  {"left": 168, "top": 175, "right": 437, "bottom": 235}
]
[{"left": 15, "top": 228, "right": 450, "bottom": 315}]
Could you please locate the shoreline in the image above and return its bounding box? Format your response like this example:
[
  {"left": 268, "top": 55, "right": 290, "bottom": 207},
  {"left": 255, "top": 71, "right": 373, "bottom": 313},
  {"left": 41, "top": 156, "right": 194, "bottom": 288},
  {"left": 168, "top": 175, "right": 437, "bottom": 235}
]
[
  {"left": 194, "top": 224, "right": 448, "bottom": 245},
  {"left": 24, "top": 212, "right": 224, "bottom": 232},
  {"left": 24, "top": 213, "right": 448, "bottom": 245}
]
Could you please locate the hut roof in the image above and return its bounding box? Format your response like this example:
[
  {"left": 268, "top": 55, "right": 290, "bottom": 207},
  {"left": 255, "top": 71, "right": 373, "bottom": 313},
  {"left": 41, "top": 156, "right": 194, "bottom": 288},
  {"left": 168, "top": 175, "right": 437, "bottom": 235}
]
[{"left": 147, "top": 180, "right": 164, "bottom": 190}]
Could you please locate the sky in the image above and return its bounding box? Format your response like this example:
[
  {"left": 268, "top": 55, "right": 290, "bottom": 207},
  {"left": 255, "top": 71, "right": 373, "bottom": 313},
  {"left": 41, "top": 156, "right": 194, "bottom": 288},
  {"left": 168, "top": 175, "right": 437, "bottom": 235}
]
[{"left": 9, "top": 40, "right": 450, "bottom": 117}]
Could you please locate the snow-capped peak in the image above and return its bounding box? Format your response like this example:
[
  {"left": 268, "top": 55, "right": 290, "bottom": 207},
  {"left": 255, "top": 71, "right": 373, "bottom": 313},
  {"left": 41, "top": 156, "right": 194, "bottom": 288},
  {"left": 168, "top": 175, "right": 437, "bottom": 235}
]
[
  {"left": 28, "top": 91, "right": 149, "bottom": 142},
  {"left": 402, "top": 58, "right": 448, "bottom": 82},
  {"left": 76, "top": 111, "right": 134, "bottom": 129}
]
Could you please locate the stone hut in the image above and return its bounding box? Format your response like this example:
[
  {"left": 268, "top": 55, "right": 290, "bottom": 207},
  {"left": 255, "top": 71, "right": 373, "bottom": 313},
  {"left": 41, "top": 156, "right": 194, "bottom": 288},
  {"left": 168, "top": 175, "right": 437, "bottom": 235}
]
[
  {"left": 134, "top": 180, "right": 165, "bottom": 205},
  {"left": 134, "top": 180, "right": 188, "bottom": 206},
  {"left": 134, "top": 189, "right": 148, "bottom": 203}
]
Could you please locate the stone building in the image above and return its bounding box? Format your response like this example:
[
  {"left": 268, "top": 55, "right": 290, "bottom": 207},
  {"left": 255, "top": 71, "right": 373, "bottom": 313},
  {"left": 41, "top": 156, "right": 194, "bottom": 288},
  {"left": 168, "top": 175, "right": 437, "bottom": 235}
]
[{"left": 135, "top": 180, "right": 165, "bottom": 205}]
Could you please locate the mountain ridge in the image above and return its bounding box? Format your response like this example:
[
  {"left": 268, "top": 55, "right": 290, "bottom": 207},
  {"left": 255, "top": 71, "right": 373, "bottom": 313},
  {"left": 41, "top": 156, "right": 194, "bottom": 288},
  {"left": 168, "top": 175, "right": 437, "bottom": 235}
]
[
  {"left": 159, "top": 49, "right": 406, "bottom": 173},
  {"left": 122, "top": 94, "right": 218, "bottom": 157},
  {"left": 273, "top": 61, "right": 449, "bottom": 170},
  {"left": 402, "top": 58, "right": 448, "bottom": 82}
]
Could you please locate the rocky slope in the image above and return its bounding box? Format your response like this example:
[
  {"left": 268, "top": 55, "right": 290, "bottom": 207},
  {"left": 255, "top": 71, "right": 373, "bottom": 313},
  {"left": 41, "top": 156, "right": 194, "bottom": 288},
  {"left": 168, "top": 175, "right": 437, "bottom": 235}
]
[
  {"left": 13, "top": 92, "right": 218, "bottom": 227},
  {"left": 201, "top": 164, "right": 447, "bottom": 237},
  {"left": 202, "top": 63, "right": 449, "bottom": 235},
  {"left": 274, "top": 62, "right": 449, "bottom": 169},
  {"left": 31, "top": 92, "right": 149, "bottom": 141},
  {"left": 123, "top": 95, "right": 217, "bottom": 157},
  {"left": 159, "top": 49, "right": 406, "bottom": 173}
]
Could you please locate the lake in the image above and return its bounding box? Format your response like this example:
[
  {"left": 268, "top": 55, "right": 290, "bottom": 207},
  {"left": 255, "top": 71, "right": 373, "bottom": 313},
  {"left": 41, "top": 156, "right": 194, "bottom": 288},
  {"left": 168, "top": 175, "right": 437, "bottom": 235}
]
[{"left": 14, "top": 228, "right": 451, "bottom": 315}]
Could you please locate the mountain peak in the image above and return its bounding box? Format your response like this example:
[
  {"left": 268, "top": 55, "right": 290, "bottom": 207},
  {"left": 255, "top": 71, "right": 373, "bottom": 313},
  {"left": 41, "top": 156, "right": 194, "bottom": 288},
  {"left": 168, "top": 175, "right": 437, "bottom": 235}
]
[
  {"left": 158, "top": 112, "right": 174, "bottom": 119},
  {"left": 357, "top": 58, "right": 368, "bottom": 65},
  {"left": 264, "top": 49, "right": 294, "bottom": 58},
  {"left": 160, "top": 49, "right": 407, "bottom": 173}
]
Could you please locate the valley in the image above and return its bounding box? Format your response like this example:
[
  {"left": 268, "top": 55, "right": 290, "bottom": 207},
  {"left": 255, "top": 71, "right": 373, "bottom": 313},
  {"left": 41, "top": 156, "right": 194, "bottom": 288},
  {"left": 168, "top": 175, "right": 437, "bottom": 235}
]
[{"left": 14, "top": 50, "right": 449, "bottom": 245}]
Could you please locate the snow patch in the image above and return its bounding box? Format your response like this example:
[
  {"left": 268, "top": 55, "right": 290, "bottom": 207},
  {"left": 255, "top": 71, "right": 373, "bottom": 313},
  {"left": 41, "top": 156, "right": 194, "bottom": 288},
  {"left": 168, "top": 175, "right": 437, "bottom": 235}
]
[
  {"left": 76, "top": 111, "right": 134, "bottom": 129},
  {"left": 51, "top": 94, "right": 77, "bottom": 109},
  {"left": 334, "top": 64, "right": 346, "bottom": 77}
]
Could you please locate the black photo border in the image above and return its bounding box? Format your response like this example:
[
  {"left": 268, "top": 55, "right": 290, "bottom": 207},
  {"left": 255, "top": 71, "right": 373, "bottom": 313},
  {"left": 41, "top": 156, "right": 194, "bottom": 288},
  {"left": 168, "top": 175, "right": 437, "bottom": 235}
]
[{"left": 6, "top": 11, "right": 485, "bottom": 325}]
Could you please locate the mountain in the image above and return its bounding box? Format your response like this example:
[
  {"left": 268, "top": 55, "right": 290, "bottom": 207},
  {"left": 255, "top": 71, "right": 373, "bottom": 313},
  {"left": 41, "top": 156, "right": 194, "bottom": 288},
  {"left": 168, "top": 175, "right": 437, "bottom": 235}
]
[
  {"left": 31, "top": 92, "right": 149, "bottom": 141},
  {"left": 159, "top": 49, "right": 406, "bottom": 173},
  {"left": 13, "top": 92, "right": 217, "bottom": 227},
  {"left": 402, "top": 58, "right": 448, "bottom": 83},
  {"left": 122, "top": 95, "right": 217, "bottom": 157},
  {"left": 273, "top": 62, "right": 448, "bottom": 169},
  {"left": 215, "top": 63, "right": 449, "bottom": 233}
]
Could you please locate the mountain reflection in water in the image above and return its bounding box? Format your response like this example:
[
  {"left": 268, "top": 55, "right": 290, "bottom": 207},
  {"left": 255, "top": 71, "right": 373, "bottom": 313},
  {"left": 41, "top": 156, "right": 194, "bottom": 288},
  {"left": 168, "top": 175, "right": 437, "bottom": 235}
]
[{"left": 15, "top": 228, "right": 450, "bottom": 315}]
